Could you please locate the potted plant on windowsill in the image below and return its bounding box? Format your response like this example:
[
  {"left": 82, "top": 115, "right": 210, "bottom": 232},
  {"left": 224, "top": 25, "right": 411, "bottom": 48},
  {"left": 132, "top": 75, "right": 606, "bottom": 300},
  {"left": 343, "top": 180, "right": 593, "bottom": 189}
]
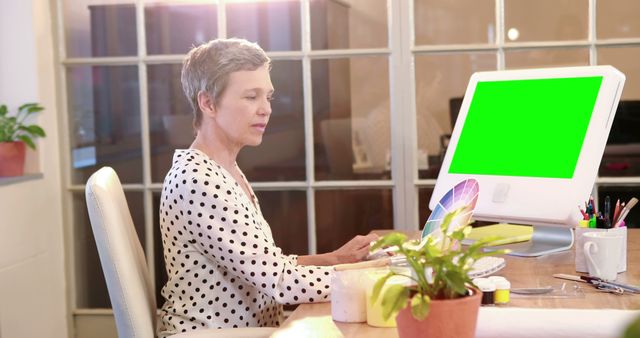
[
  {"left": 370, "top": 208, "right": 508, "bottom": 338},
  {"left": 0, "top": 103, "right": 46, "bottom": 177}
]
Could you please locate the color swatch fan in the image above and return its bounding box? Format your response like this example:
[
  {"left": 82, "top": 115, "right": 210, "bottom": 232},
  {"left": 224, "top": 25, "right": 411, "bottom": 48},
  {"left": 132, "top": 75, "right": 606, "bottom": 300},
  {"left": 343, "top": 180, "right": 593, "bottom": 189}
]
[{"left": 422, "top": 179, "right": 479, "bottom": 239}]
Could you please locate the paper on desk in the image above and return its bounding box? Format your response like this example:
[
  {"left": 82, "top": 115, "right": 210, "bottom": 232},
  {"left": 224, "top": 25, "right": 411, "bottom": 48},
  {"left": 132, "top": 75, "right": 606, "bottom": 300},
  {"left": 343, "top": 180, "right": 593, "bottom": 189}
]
[{"left": 476, "top": 307, "right": 639, "bottom": 338}]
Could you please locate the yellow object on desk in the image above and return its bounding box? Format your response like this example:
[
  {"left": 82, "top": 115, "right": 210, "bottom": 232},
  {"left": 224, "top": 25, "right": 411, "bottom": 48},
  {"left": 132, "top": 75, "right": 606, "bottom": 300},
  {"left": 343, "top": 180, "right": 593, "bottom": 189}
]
[
  {"left": 461, "top": 223, "right": 533, "bottom": 246},
  {"left": 364, "top": 269, "right": 411, "bottom": 328}
]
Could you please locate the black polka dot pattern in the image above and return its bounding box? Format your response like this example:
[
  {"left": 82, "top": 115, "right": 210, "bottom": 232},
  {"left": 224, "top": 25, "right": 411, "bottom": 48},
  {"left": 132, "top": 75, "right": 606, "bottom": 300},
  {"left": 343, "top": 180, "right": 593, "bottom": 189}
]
[{"left": 158, "top": 149, "right": 333, "bottom": 336}]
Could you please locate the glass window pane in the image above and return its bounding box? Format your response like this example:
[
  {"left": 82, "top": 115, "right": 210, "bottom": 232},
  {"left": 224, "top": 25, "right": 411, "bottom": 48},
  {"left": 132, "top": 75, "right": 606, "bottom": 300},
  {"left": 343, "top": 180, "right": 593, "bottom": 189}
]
[
  {"left": 597, "top": 0, "right": 640, "bottom": 39},
  {"left": 418, "top": 187, "right": 434, "bottom": 228},
  {"left": 598, "top": 47, "right": 640, "bottom": 177},
  {"left": 238, "top": 61, "right": 306, "bottom": 182},
  {"left": 226, "top": 1, "right": 301, "bottom": 52},
  {"left": 67, "top": 65, "right": 142, "bottom": 184},
  {"left": 64, "top": 0, "right": 137, "bottom": 58},
  {"left": 598, "top": 47, "right": 640, "bottom": 100},
  {"left": 312, "top": 56, "right": 391, "bottom": 180},
  {"left": 255, "top": 191, "right": 308, "bottom": 255},
  {"left": 414, "top": 0, "right": 495, "bottom": 45},
  {"left": 148, "top": 61, "right": 306, "bottom": 183},
  {"left": 415, "top": 53, "right": 496, "bottom": 179},
  {"left": 311, "top": 0, "right": 387, "bottom": 50},
  {"left": 145, "top": 3, "right": 217, "bottom": 55},
  {"left": 147, "top": 64, "right": 192, "bottom": 183},
  {"left": 597, "top": 187, "right": 640, "bottom": 228},
  {"left": 505, "top": 48, "right": 590, "bottom": 70},
  {"left": 75, "top": 191, "right": 145, "bottom": 308},
  {"left": 505, "top": 0, "right": 588, "bottom": 42},
  {"left": 315, "top": 189, "right": 393, "bottom": 253}
]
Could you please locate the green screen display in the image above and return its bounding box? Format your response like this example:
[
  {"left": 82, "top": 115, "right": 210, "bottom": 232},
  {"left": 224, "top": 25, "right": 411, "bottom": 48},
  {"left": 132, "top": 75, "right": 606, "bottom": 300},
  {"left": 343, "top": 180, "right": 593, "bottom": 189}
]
[{"left": 449, "top": 76, "right": 603, "bottom": 178}]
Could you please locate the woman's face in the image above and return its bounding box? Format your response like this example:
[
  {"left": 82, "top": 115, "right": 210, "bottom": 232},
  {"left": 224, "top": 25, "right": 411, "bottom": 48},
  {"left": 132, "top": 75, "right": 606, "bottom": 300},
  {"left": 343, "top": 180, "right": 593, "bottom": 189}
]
[{"left": 212, "top": 64, "right": 274, "bottom": 148}]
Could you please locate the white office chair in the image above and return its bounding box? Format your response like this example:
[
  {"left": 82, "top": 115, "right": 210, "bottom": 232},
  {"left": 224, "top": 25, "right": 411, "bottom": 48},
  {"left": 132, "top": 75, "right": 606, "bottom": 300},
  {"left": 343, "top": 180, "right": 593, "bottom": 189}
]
[{"left": 86, "top": 167, "right": 276, "bottom": 338}]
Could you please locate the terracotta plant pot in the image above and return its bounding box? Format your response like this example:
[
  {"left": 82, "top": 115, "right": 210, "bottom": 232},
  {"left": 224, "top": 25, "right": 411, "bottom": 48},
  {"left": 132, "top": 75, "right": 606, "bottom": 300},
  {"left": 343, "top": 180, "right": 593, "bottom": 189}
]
[
  {"left": 395, "top": 287, "right": 482, "bottom": 338},
  {"left": 0, "top": 141, "right": 27, "bottom": 177}
]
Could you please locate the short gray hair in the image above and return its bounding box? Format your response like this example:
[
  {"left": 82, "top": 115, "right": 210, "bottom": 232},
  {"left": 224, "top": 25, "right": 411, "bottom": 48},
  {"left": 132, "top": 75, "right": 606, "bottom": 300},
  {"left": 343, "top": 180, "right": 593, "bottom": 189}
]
[{"left": 181, "top": 38, "right": 270, "bottom": 128}]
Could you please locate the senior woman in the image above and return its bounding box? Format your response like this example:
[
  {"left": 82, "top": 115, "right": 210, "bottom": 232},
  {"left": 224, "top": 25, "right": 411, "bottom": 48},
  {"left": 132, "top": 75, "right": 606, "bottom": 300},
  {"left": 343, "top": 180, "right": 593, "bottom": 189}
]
[{"left": 158, "top": 38, "right": 377, "bottom": 336}]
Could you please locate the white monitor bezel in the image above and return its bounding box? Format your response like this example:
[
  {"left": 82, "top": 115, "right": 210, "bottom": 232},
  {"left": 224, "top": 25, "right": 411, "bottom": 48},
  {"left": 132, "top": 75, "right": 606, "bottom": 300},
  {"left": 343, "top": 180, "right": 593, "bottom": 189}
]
[{"left": 429, "top": 66, "right": 625, "bottom": 227}]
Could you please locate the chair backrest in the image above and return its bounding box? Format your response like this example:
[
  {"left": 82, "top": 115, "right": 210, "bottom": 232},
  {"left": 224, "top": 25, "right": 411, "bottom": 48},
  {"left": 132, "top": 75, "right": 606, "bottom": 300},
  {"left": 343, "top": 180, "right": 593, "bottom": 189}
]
[{"left": 86, "top": 167, "right": 156, "bottom": 338}]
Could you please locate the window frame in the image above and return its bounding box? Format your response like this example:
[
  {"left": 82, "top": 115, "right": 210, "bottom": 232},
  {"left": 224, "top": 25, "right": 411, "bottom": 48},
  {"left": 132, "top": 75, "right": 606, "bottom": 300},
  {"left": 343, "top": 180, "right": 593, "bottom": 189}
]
[{"left": 53, "top": 0, "right": 640, "bottom": 324}]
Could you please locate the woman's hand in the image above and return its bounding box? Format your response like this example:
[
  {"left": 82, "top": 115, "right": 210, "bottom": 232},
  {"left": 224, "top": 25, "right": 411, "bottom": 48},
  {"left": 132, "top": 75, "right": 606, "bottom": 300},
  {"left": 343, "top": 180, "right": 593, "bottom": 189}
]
[
  {"left": 330, "top": 234, "right": 379, "bottom": 265},
  {"left": 296, "top": 233, "right": 379, "bottom": 266}
]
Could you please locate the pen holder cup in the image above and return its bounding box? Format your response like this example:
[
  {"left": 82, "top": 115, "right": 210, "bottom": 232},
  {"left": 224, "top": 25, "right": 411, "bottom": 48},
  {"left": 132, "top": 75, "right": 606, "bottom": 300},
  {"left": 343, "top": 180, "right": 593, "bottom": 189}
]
[{"left": 575, "top": 226, "right": 627, "bottom": 273}]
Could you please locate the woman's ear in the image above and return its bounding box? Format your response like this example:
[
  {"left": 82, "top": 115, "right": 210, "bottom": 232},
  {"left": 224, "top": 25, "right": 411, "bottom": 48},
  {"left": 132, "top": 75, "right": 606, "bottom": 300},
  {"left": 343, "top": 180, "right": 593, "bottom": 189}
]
[{"left": 197, "top": 91, "right": 216, "bottom": 117}]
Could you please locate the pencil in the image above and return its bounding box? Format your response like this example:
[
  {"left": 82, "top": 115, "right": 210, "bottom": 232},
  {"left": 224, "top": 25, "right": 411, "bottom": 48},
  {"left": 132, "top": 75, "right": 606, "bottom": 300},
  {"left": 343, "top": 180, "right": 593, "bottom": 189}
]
[{"left": 613, "top": 199, "right": 621, "bottom": 223}]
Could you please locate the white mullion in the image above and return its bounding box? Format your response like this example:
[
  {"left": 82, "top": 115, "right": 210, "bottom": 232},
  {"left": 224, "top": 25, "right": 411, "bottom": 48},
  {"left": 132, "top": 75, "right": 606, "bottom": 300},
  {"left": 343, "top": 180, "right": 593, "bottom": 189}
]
[
  {"left": 218, "top": 0, "right": 226, "bottom": 39},
  {"left": 69, "top": 184, "right": 147, "bottom": 192},
  {"left": 135, "top": 0, "right": 156, "bottom": 294},
  {"left": 63, "top": 56, "right": 139, "bottom": 65},
  {"left": 596, "top": 177, "right": 640, "bottom": 185},
  {"left": 496, "top": 0, "right": 505, "bottom": 70},
  {"left": 387, "top": 0, "right": 403, "bottom": 230},
  {"left": 145, "top": 53, "right": 306, "bottom": 65},
  {"left": 307, "top": 48, "right": 391, "bottom": 58},
  {"left": 395, "top": 0, "right": 416, "bottom": 231},
  {"left": 503, "top": 40, "right": 591, "bottom": 49},
  {"left": 408, "top": 0, "right": 415, "bottom": 47},
  {"left": 589, "top": 0, "right": 597, "bottom": 65},
  {"left": 251, "top": 182, "right": 308, "bottom": 190},
  {"left": 73, "top": 308, "right": 114, "bottom": 316},
  {"left": 145, "top": 54, "right": 187, "bottom": 64},
  {"left": 407, "top": 0, "right": 420, "bottom": 230},
  {"left": 596, "top": 37, "right": 640, "bottom": 46},
  {"left": 313, "top": 180, "right": 394, "bottom": 189},
  {"left": 412, "top": 44, "right": 498, "bottom": 53},
  {"left": 301, "top": 0, "right": 316, "bottom": 255},
  {"left": 54, "top": 0, "right": 79, "bottom": 327},
  {"left": 415, "top": 179, "right": 438, "bottom": 187},
  {"left": 266, "top": 51, "right": 305, "bottom": 59}
]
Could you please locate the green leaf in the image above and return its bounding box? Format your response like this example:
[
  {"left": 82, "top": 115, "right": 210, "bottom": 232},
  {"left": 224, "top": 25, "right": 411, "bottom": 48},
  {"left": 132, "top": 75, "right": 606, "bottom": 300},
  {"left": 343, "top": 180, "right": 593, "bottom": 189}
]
[
  {"left": 440, "top": 208, "right": 462, "bottom": 234},
  {"left": 17, "top": 135, "right": 36, "bottom": 149},
  {"left": 370, "top": 272, "right": 395, "bottom": 304},
  {"left": 380, "top": 284, "right": 410, "bottom": 321},
  {"left": 370, "top": 232, "right": 407, "bottom": 252},
  {"left": 442, "top": 269, "right": 468, "bottom": 296},
  {"left": 623, "top": 316, "right": 640, "bottom": 338},
  {"left": 23, "top": 125, "right": 46, "bottom": 137},
  {"left": 0, "top": 103, "right": 45, "bottom": 143},
  {"left": 450, "top": 225, "right": 471, "bottom": 241},
  {"left": 410, "top": 293, "right": 431, "bottom": 320},
  {"left": 18, "top": 103, "right": 38, "bottom": 111},
  {"left": 27, "top": 105, "right": 44, "bottom": 114}
]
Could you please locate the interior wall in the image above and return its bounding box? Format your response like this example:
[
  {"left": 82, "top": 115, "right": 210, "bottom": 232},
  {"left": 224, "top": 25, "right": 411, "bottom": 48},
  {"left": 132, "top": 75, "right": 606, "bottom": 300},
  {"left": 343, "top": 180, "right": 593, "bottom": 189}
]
[{"left": 0, "top": 0, "right": 68, "bottom": 337}]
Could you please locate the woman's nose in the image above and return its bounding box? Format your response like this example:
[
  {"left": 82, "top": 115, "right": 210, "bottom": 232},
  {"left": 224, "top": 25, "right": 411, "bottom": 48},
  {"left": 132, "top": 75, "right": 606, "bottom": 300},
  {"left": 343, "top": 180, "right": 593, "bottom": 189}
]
[{"left": 260, "top": 98, "right": 272, "bottom": 116}]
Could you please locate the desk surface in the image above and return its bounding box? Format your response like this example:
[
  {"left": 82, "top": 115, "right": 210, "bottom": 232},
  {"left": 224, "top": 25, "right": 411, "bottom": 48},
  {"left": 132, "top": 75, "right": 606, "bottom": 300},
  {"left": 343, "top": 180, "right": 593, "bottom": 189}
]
[{"left": 275, "top": 229, "right": 640, "bottom": 337}]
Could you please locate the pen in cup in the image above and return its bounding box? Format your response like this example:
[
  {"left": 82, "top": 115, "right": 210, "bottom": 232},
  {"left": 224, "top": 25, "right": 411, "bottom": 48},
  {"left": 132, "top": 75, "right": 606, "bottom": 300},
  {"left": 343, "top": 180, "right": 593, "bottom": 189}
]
[
  {"left": 604, "top": 196, "right": 611, "bottom": 228},
  {"left": 613, "top": 199, "right": 621, "bottom": 225},
  {"left": 614, "top": 197, "right": 637, "bottom": 227}
]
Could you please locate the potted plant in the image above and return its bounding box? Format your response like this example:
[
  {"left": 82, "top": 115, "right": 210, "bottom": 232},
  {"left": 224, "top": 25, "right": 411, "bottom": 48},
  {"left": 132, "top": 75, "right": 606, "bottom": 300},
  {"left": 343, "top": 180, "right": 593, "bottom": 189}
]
[
  {"left": 0, "top": 103, "right": 46, "bottom": 177},
  {"left": 370, "top": 208, "right": 508, "bottom": 338}
]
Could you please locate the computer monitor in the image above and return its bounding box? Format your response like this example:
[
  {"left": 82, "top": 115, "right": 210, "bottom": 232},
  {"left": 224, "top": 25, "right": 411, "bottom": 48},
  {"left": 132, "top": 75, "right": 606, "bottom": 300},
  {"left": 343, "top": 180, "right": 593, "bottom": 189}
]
[{"left": 429, "top": 66, "right": 626, "bottom": 257}]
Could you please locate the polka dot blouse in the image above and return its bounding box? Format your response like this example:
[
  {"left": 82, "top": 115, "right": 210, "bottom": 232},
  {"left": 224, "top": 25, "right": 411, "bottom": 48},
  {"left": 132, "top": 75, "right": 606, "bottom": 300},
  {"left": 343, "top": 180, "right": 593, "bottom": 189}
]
[{"left": 158, "top": 149, "right": 333, "bottom": 336}]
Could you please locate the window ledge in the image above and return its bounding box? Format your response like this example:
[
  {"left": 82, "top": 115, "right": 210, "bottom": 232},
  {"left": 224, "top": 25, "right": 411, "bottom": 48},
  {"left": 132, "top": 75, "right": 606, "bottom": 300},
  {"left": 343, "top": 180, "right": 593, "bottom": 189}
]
[{"left": 0, "top": 173, "right": 44, "bottom": 186}]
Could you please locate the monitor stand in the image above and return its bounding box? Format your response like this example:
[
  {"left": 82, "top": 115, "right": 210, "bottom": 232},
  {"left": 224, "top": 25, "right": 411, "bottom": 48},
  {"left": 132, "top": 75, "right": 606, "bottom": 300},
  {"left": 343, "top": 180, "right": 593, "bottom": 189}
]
[{"left": 486, "top": 225, "right": 574, "bottom": 257}]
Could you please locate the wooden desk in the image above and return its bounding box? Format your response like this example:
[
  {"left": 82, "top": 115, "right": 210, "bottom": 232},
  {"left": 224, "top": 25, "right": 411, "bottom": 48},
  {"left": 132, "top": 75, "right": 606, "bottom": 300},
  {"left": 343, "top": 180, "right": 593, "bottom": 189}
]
[{"left": 274, "top": 229, "right": 640, "bottom": 338}]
